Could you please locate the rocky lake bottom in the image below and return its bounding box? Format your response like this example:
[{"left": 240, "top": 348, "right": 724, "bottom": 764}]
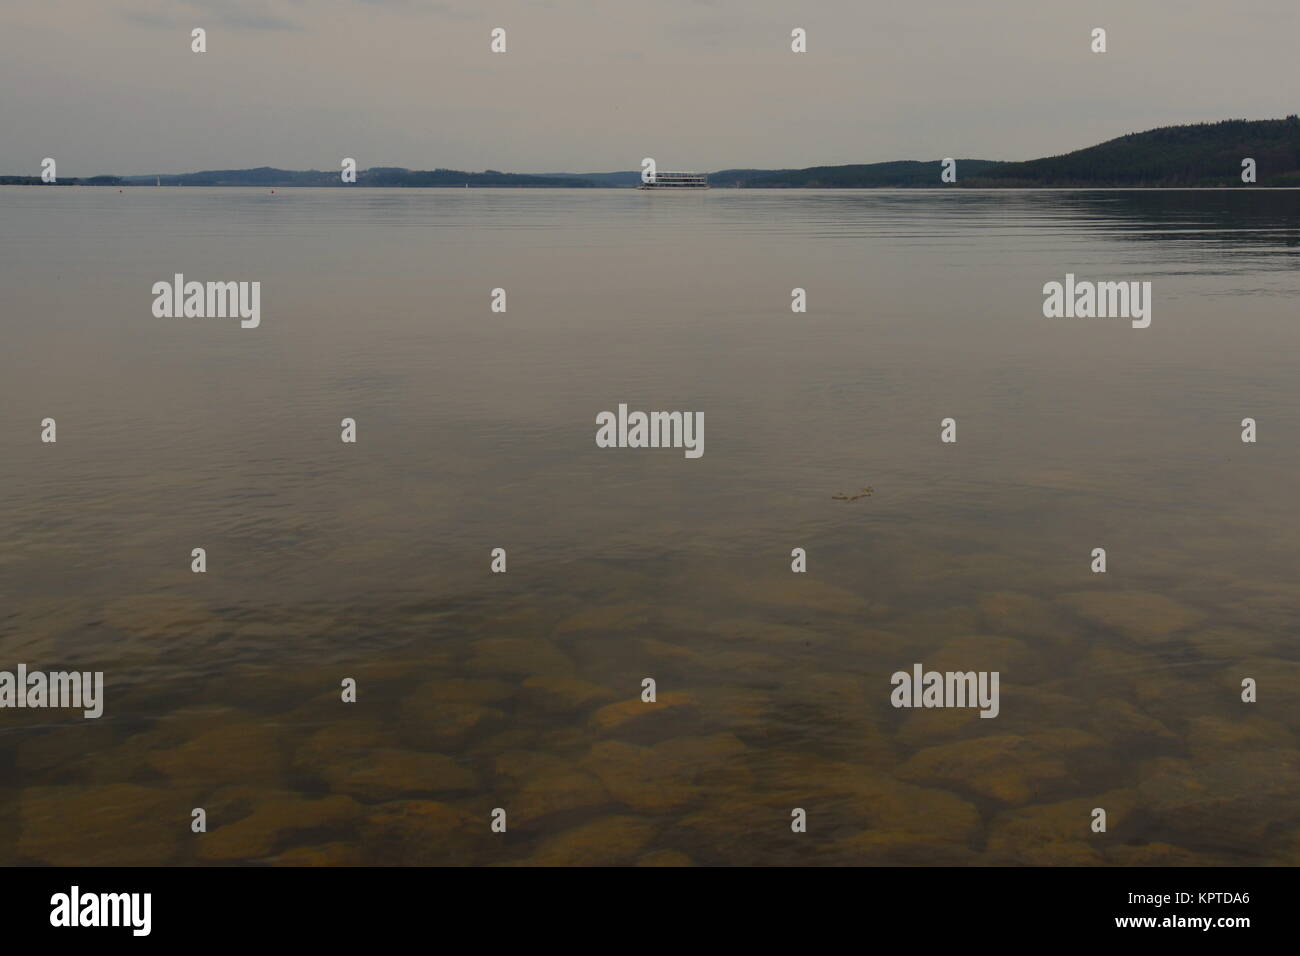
[
  {"left": 4, "top": 543, "right": 1297, "bottom": 867},
  {"left": 3, "top": 187, "right": 1297, "bottom": 865}
]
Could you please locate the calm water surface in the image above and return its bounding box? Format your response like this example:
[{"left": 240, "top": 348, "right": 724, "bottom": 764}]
[{"left": 1, "top": 187, "right": 1298, "bottom": 865}]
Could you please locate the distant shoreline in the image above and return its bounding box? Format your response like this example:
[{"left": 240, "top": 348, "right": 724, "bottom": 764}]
[
  {"left": 8, "top": 116, "right": 1299, "bottom": 189},
  {"left": 6, "top": 183, "right": 1300, "bottom": 190}
]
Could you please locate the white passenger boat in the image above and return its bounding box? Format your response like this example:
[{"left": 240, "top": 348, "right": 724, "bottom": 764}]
[{"left": 638, "top": 171, "right": 709, "bottom": 189}]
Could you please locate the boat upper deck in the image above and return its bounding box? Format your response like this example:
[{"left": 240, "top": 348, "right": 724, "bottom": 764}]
[{"left": 639, "top": 171, "right": 710, "bottom": 188}]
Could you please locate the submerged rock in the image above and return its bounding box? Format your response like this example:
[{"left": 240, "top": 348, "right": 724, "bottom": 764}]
[
  {"left": 410, "top": 677, "right": 515, "bottom": 704},
  {"left": 927, "top": 634, "right": 1047, "bottom": 684},
  {"left": 1080, "top": 643, "right": 1152, "bottom": 682},
  {"left": 292, "top": 719, "right": 396, "bottom": 772},
  {"left": 580, "top": 733, "right": 749, "bottom": 815},
  {"left": 636, "top": 849, "right": 694, "bottom": 866},
  {"left": 198, "top": 792, "right": 361, "bottom": 861},
  {"left": 320, "top": 748, "right": 477, "bottom": 801},
  {"left": 19, "top": 784, "right": 180, "bottom": 866},
  {"left": 581, "top": 741, "right": 702, "bottom": 814},
  {"left": 589, "top": 692, "right": 696, "bottom": 733},
  {"left": 976, "top": 686, "right": 1092, "bottom": 737},
  {"left": 1187, "top": 626, "right": 1280, "bottom": 660},
  {"left": 1137, "top": 749, "right": 1300, "bottom": 844},
  {"left": 899, "top": 730, "right": 1103, "bottom": 804},
  {"left": 985, "top": 790, "right": 1138, "bottom": 866},
  {"left": 399, "top": 696, "right": 506, "bottom": 748},
  {"left": 553, "top": 604, "right": 651, "bottom": 635},
  {"left": 839, "top": 774, "right": 981, "bottom": 845},
  {"left": 1087, "top": 698, "right": 1178, "bottom": 747},
  {"left": 649, "top": 643, "right": 785, "bottom": 677},
  {"left": 519, "top": 675, "right": 616, "bottom": 714},
  {"left": 706, "top": 618, "right": 832, "bottom": 647},
  {"left": 668, "top": 750, "right": 979, "bottom": 865},
  {"left": 1217, "top": 658, "right": 1300, "bottom": 728},
  {"left": 1186, "top": 714, "right": 1294, "bottom": 759},
  {"left": 361, "top": 800, "right": 482, "bottom": 865},
  {"left": 1106, "top": 842, "right": 1216, "bottom": 866},
  {"left": 977, "top": 591, "right": 1065, "bottom": 640},
  {"left": 653, "top": 733, "right": 751, "bottom": 788},
  {"left": 147, "top": 720, "right": 284, "bottom": 789},
  {"left": 472, "top": 727, "right": 541, "bottom": 755},
  {"left": 894, "top": 685, "right": 1086, "bottom": 747},
  {"left": 715, "top": 575, "right": 871, "bottom": 616},
  {"left": 465, "top": 637, "right": 575, "bottom": 677},
  {"left": 693, "top": 686, "right": 775, "bottom": 737},
  {"left": 670, "top": 797, "right": 806, "bottom": 864},
  {"left": 892, "top": 606, "right": 983, "bottom": 645},
  {"left": 100, "top": 594, "right": 226, "bottom": 645},
  {"left": 513, "top": 770, "right": 611, "bottom": 826},
  {"left": 895, "top": 707, "right": 982, "bottom": 748},
  {"left": 16, "top": 723, "right": 135, "bottom": 785},
  {"left": 1058, "top": 591, "right": 1204, "bottom": 644},
  {"left": 270, "top": 841, "right": 364, "bottom": 866},
  {"left": 492, "top": 749, "right": 568, "bottom": 784},
  {"left": 820, "top": 828, "right": 980, "bottom": 866},
  {"left": 776, "top": 672, "right": 872, "bottom": 720},
  {"left": 638, "top": 637, "right": 702, "bottom": 665},
  {"left": 752, "top": 750, "right": 981, "bottom": 845},
  {"left": 6, "top": 596, "right": 96, "bottom": 651},
  {"left": 521, "top": 815, "right": 657, "bottom": 866}
]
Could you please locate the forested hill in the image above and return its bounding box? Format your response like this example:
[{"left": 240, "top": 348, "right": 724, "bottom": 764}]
[
  {"left": 358, "top": 168, "right": 592, "bottom": 187},
  {"left": 112, "top": 167, "right": 593, "bottom": 187},
  {"left": 717, "top": 119, "right": 1300, "bottom": 187},
  {"left": 6, "top": 118, "right": 1299, "bottom": 187},
  {"left": 967, "top": 118, "right": 1300, "bottom": 187},
  {"left": 716, "top": 160, "right": 1002, "bottom": 187}
]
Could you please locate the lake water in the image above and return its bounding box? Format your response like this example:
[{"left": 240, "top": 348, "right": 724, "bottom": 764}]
[{"left": 1, "top": 186, "right": 1298, "bottom": 865}]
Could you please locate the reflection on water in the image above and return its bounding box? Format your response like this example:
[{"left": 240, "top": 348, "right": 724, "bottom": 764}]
[{"left": 1, "top": 187, "right": 1298, "bottom": 865}]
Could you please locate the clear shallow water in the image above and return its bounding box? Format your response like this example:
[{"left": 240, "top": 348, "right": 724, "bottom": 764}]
[{"left": 1, "top": 186, "right": 1298, "bottom": 865}]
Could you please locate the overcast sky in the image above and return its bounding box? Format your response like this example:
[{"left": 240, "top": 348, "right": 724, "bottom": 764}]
[{"left": 2, "top": 0, "right": 1296, "bottom": 176}]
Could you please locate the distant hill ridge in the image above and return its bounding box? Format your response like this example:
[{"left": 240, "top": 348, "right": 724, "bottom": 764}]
[
  {"left": 715, "top": 159, "right": 1003, "bottom": 187},
  {"left": 111, "top": 166, "right": 592, "bottom": 188},
  {"left": 967, "top": 117, "right": 1300, "bottom": 187},
  {"left": 5, "top": 118, "right": 1297, "bottom": 188}
]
